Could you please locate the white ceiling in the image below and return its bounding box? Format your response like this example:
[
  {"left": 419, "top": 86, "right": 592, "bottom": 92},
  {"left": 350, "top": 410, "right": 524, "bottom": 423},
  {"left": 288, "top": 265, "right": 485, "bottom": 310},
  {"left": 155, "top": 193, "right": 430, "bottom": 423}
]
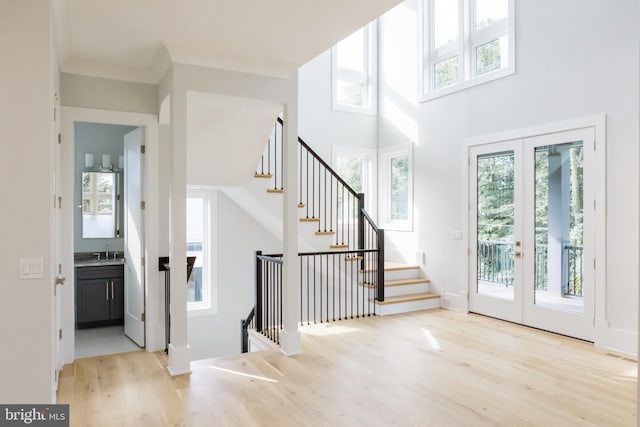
[{"left": 53, "top": 0, "right": 403, "bottom": 83}]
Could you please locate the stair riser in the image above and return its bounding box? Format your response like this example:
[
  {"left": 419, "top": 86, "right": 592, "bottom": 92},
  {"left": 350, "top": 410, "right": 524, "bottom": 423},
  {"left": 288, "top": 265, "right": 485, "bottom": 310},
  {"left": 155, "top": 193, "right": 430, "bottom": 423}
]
[
  {"left": 382, "top": 268, "right": 422, "bottom": 282},
  {"left": 376, "top": 298, "right": 441, "bottom": 316},
  {"left": 384, "top": 283, "right": 431, "bottom": 297}
]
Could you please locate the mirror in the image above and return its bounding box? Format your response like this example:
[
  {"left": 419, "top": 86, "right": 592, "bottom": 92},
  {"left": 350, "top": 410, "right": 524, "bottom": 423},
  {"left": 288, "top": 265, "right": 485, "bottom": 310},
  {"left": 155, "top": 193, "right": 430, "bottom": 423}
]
[{"left": 81, "top": 172, "right": 121, "bottom": 238}]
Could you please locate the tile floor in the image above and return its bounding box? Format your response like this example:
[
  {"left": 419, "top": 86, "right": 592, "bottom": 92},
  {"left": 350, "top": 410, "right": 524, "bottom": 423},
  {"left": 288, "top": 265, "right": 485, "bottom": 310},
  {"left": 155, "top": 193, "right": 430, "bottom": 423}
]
[{"left": 75, "top": 325, "right": 141, "bottom": 359}]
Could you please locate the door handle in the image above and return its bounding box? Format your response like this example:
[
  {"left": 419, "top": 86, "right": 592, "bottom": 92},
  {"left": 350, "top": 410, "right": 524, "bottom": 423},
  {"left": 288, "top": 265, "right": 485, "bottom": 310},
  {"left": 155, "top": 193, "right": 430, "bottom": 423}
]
[
  {"left": 55, "top": 275, "right": 66, "bottom": 285},
  {"left": 514, "top": 251, "right": 522, "bottom": 257},
  {"left": 111, "top": 280, "right": 115, "bottom": 300},
  {"left": 106, "top": 281, "right": 109, "bottom": 300}
]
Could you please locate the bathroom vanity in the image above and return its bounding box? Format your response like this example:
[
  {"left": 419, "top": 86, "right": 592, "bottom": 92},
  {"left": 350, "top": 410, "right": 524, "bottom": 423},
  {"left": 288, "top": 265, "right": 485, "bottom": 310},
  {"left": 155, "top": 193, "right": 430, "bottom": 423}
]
[{"left": 75, "top": 260, "right": 125, "bottom": 329}]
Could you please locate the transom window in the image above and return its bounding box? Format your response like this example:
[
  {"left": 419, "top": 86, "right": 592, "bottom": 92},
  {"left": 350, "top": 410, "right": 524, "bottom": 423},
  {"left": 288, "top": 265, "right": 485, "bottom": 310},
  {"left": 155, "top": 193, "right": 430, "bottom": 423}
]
[
  {"left": 422, "top": 0, "right": 514, "bottom": 100},
  {"left": 332, "top": 22, "right": 377, "bottom": 114}
]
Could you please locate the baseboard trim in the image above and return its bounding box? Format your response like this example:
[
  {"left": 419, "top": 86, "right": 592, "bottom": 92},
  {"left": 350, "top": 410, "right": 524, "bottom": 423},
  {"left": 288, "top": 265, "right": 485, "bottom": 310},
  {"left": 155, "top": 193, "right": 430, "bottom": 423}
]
[{"left": 595, "top": 321, "right": 637, "bottom": 358}]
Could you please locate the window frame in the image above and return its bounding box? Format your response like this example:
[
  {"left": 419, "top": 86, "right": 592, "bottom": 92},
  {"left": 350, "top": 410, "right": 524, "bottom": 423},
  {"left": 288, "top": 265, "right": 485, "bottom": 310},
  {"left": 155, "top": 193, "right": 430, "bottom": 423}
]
[
  {"left": 379, "top": 144, "right": 413, "bottom": 231},
  {"left": 420, "top": 0, "right": 515, "bottom": 101},
  {"left": 331, "top": 21, "right": 378, "bottom": 115},
  {"left": 186, "top": 187, "right": 217, "bottom": 316},
  {"left": 331, "top": 146, "right": 378, "bottom": 220}
]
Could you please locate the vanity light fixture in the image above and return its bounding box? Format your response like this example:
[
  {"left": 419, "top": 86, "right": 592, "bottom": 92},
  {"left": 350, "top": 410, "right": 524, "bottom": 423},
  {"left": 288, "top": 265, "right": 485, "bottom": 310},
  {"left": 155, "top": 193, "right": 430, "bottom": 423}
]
[{"left": 84, "top": 153, "right": 124, "bottom": 171}]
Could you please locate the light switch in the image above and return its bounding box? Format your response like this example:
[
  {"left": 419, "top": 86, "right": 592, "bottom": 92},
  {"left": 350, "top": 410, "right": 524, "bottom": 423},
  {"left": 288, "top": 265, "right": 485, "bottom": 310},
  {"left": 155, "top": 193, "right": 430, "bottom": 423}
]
[{"left": 19, "top": 257, "right": 44, "bottom": 279}]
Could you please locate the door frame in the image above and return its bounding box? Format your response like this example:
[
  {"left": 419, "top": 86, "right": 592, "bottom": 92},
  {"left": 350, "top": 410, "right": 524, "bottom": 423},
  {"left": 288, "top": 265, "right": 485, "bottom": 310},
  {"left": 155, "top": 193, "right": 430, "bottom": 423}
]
[
  {"left": 60, "top": 107, "right": 161, "bottom": 364},
  {"left": 463, "top": 115, "right": 606, "bottom": 346}
]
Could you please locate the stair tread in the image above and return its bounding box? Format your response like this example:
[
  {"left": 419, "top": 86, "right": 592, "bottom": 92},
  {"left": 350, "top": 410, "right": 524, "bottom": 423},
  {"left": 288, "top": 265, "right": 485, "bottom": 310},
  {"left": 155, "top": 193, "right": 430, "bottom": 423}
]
[
  {"left": 385, "top": 278, "right": 430, "bottom": 287},
  {"left": 300, "top": 217, "right": 320, "bottom": 222},
  {"left": 315, "top": 231, "right": 335, "bottom": 236},
  {"left": 330, "top": 244, "right": 349, "bottom": 249},
  {"left": 361, "top": 262, "right": 421, "bottom": 273},
  {"left": 254, "top": 173, "right": 273, "bottom": 178},
  {"left": 267, "top": 188, "right": 283, "bottom": 193},
  {"left": 374, "top": 292, "right": 440, "bottom": 305}
]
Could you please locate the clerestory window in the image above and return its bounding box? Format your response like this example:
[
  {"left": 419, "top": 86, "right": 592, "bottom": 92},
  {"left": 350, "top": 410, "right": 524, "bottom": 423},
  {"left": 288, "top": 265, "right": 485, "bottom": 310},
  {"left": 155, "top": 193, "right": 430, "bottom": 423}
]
[
  {"left": 332, "top": 21, "right": 377, "bottom": 114},
  {"left": 421, "top": 0, "right": 515, "bottom": 100}
]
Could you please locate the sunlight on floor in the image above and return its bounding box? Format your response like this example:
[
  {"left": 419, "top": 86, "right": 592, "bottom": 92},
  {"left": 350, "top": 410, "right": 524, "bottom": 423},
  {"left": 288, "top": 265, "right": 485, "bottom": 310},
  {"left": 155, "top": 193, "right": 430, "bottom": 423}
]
[
  {"left": 300, "top": 323, "right": 361, "bottom": 336},
  {"left": 209, "top": 366, "right": 278, "bottom": 383},
  {"left": 421, "top": 328, "right": 441, "bottom": 351}
]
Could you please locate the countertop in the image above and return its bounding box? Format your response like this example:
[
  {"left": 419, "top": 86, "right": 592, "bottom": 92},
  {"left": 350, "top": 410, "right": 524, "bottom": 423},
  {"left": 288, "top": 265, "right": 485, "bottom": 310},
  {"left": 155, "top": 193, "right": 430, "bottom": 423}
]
[{"left": 73, "top": 253, "right": 125, "bottom": 267}]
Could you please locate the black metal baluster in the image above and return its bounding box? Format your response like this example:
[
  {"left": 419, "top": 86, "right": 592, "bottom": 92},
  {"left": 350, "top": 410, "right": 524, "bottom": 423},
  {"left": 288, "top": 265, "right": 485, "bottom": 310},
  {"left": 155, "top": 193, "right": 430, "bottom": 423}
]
[
  {"left": 319, "top": 255, "right": 323, "bottom": 323},
  {"left": 312, "top": 158, "right": 315, "bottom": 219},
  {"left": 305, "top": 150, "right": 309, "bottom": 218},
  {"left": 267, "top": 136, "right": 271, "bottom": 176},
  {"left": 325, "top": 253, "right": 329, "bottom": 322},
  {"left": 278, "top": 262, "right": 282, "bottom": 344},
  {"left": 273, "top": 126, "right": 278, "bottom": 191},
  {"left": 313, "top": 255, "right": 317, "bottom": 323},
  {"left": 323, "top": 167, "right": 327, "bottom": 232},
  {"left": 306, "top": 256, "right": 310, "bottom": 325},
  {"left": 332, "top": 253, "right": 336, "bottom": 321},
  {"left": 299, "top": 256, "right": 303, "bottom": 328},
  {"left": 341, "top": 186, "right": 345, "bottom": 244},
  {"left": 330, "top": 176, "right": 333, "bottom": 232}
]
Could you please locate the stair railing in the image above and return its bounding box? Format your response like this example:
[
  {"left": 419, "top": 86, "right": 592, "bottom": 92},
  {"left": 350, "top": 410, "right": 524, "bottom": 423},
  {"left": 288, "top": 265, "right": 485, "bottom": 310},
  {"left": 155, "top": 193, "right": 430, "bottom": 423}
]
[
  {"left": 257, "top": 117, "right": 364, "bottom": 250},
  {"left": 251, "top": 117, "right": 385, "bottom": 347},
  {"left": 254, "top": 251, "right": 283, "bottom": 345},
  {"left": 240, "top": 307, "right": 255, "bottom": 353}
]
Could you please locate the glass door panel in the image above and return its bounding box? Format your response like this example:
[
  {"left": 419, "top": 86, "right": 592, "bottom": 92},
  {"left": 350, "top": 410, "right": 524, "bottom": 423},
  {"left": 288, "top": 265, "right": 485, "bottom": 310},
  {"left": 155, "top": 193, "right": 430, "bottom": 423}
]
[
  {"left": 533, "top": 142, "right": 584, "bottom": 314},
  {"left": 477, "top": 151, "right": 515, "bottom": 301}
]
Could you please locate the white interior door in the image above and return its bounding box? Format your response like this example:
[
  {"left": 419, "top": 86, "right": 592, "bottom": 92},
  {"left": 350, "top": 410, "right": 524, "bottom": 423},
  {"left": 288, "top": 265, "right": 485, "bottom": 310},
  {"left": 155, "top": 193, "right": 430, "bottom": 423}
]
[
  {"left": 469, "top": 128, "right": 595, "bottom": 341},
  {"left": 53, "top": 94, "right": 64, "bottom": 391},
  {"left": 124, "top": 128, "right": 145, "bottom": 347}
]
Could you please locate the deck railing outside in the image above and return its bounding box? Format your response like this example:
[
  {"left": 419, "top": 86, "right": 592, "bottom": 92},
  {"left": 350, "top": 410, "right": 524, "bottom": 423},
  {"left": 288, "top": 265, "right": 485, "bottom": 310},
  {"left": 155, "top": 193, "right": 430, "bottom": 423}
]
[{"left": 477, "top": 240, "right": 582, "bottom": 295}]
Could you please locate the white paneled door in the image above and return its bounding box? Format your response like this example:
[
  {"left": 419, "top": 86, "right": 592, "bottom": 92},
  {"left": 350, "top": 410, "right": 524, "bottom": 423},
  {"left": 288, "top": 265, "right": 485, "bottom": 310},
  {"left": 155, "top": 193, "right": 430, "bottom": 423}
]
[
  {"left": 124, "top": 128, "right": 145, "bottom": 347},
  {"left": 469, "top": 128, "right": 595, "bottom": 341}
]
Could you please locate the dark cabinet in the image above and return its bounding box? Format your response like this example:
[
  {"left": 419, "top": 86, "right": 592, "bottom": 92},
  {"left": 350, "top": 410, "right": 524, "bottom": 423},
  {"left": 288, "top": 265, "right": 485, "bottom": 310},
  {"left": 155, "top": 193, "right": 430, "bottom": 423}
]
[{"left": 76, "top": 265, "right": 124, "bottom": 328}]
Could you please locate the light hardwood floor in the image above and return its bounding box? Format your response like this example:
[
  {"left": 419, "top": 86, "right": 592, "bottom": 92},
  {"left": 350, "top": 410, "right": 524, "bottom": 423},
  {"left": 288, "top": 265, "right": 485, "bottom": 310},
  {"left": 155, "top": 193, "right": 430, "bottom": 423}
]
[{"left": 57, "top": 310, "right": 637, "bottom": 426}]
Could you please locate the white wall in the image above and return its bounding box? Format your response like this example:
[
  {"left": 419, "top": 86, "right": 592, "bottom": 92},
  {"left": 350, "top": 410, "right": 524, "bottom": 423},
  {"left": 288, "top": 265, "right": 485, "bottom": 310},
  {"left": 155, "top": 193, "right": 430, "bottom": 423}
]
[
  {"left": 378, "top": 0, "right": 639, "bottom": 352},
  {"left": 73, "top": 122, "right": 136, "bottom": 253},
  {"left": 299, "top": 50, "right": 378, "bottom": 162},
  {"left": 0, "top": 0, "right": 56, "bottom": 403},
  {"left": 61, "top": 73, "right": 158, "bottom": 115},
  {"left": 187, "top": 190, "right": 281, "bottom": 360}
]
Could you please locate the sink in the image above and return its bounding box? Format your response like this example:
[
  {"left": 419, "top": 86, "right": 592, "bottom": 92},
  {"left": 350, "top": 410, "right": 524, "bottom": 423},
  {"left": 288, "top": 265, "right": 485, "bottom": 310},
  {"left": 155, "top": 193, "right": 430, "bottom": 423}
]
[{"left": 74, "top": 256, "right": 125, "bottom": 267}]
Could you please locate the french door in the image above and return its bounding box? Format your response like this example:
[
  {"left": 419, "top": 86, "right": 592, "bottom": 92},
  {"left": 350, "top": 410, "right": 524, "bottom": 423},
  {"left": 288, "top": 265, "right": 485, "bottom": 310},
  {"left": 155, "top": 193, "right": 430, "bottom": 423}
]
[{"left": 468, "top": 128, "right": 595, "bottom": 341}]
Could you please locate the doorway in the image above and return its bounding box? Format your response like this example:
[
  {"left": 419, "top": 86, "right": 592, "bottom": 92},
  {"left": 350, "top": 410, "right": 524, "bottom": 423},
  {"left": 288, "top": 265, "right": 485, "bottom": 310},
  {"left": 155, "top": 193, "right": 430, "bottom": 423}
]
[
  {"left": 468, "top": 127, "right": 596, "bottom": 341},
  {"left": 72, "top": 122, "right": 145, "bottom": 357},
  {"left": 60, "top": 107, "right": 160, "bottom": 365}
]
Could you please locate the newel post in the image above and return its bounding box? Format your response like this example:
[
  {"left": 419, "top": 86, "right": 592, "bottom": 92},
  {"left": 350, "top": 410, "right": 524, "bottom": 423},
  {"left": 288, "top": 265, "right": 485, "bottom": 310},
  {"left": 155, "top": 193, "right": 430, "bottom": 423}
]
[
  {"left": 255, "top": 250, "right": 263, "bottom": 333},
  {"left": 377, "top": 229, "right": 385, "bottom": 302}
]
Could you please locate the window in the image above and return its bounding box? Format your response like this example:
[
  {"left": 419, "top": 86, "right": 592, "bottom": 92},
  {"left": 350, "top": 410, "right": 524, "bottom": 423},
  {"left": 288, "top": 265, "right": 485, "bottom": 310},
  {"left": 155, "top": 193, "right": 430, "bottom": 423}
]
[
  {"left": 332, "top": 147, "right": 377, "bottom": 217},
  {"left": 186, "top": 189, "right": 217, "bottom": 314},
  {"left": 380, "top": 146, "right": 413, "bottom": 230},
  {"left": 332, "top": 22, "right": 377, "bottom": 114},
  {"left": 422, "top": 0, "right": 514, "bottom": 99}
]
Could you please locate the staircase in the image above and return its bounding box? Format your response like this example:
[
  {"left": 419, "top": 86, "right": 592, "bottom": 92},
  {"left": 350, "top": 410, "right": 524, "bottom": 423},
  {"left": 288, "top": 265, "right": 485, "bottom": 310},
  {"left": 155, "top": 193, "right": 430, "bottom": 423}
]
[
  {"left": 244, "top": 116, "right": 440, "bottom": 350},
  {"left": 368, "top": 262, "right": 440, "bottom": 316}
]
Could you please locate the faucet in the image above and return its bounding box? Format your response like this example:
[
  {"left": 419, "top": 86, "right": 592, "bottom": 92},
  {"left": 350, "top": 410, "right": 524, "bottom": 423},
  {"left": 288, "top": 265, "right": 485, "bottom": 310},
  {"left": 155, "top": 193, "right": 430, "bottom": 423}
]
[{"left": 105, "top": 244, "right": 110, "bottom": 260}]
